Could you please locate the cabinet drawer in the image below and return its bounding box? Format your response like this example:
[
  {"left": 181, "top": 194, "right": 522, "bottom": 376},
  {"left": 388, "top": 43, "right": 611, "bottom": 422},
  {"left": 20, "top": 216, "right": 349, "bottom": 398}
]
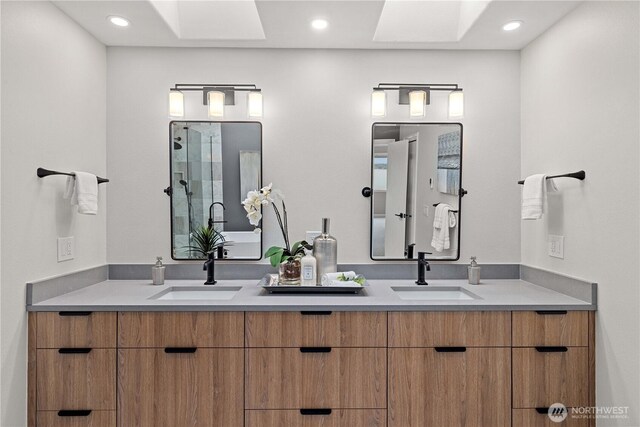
[
  {"left": 513, "top": 311, "right": 588, "bottom": 347},
  {"left": 388, "top": 312, "right": 511, "bottom": 347},
  {"left": 513, "top": 347, "right": 589, "bottom": 408},
  {"left": 246, "top": 311, "right": 386, "bottom": 347},
  {"left": 118, "top": 348, "right": 243, "bottom": 427},
  {"left": 118, "top": 312, "right": 244, "bottom": 347},
  {"left": 513, "top": 409, "right": 590, "bottom": 426},
  {"left": 246, "top": 409, "right": 386, "bottom": 427},
  {"left": 389, "top": 347, "right": 510, "bottom": 427},
  {"left": 36, "top": 312, "right": 116, "bottom": 348},
  {"left": 36, "top": 349, "right": 115, "bottom": 410},
  {"left": 37, "top": 410, "right": 115, "bottom": 427},
  {"left": 246, "top": 348, "right": 386, "bottom": 409}
]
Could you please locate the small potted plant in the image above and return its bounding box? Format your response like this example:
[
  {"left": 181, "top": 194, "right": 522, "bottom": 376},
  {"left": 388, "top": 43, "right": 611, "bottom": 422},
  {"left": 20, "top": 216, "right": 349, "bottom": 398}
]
[
  {"left": 243, "top": 184, "right": 311, "bottom": 285},
  {"left": 184, "top": 225, "right": 226, "bottom": 258}
]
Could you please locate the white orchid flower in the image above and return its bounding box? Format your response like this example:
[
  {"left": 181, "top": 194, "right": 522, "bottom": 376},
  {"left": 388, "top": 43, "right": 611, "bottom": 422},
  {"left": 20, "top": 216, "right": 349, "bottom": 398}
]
[
  {"left": 253, "top": 227, "right": 262, "bottom": 234},
  {"left": 247, "top": 210, "right": 262, "bottom": 226}
]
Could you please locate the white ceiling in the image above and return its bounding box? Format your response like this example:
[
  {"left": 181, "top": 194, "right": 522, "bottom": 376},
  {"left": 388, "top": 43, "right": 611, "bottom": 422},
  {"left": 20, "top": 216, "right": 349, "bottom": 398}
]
[{"left": 52, "top": 0, "right": 582, "bottom": 50}]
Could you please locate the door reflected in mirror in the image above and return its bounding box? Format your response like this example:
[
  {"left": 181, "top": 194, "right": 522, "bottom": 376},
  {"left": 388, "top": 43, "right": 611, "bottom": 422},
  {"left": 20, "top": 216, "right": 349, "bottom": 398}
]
[
  {"left": 170, "top": 121, "right": 262, "bottom": 260},
  {"left": 370, "top": 123, "right": 462, "bottom": 260}
]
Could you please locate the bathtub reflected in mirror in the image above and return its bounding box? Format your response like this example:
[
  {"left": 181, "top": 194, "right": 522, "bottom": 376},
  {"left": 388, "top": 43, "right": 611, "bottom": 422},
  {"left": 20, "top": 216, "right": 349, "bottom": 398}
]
[{"left": 169, "top": 121, "right": 262, "bottom": 260}]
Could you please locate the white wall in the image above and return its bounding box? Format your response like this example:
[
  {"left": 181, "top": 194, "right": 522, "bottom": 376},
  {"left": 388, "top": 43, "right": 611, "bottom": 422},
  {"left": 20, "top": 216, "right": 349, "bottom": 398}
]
[
  {"left": 521, "top": 2, "right": 640, "bottom": 425},
  {"left": 0, "top": 2, "right": 107, "bottom": 426},
  {"left": 107, "top": 48, "right": 521, "bottom": 264}
]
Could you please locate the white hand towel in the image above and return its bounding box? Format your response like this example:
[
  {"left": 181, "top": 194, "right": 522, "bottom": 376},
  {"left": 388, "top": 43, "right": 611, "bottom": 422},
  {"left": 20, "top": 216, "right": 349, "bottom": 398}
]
[
  {"left": 521, "top": 174, "right": 558, "bottom": 220},
  {"left": 431, "top": 204, "right": 456, "bottom": 252},
  {"left": 65, "top": 171, "right": 99, "bottom": 215}
]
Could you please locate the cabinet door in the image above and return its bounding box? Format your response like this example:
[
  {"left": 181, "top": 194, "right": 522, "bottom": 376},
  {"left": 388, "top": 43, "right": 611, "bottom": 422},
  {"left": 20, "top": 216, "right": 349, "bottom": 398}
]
[
  {"left": 389, "top": 347, "right": 511, "bottom": 427},
  {"left": 246, "top": 347, "right": 386, "bottom": 410},
  {"left": 513, "top": 347, "right": 589, "bottom": 408},
  {"left": 117, "top": 348, "right": 243, "bottom": 427}
]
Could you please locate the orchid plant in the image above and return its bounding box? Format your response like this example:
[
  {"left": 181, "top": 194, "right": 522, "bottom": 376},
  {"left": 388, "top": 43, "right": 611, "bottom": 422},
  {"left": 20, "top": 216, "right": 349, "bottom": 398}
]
[{"left": 242, "top": 183, "right": 311, "bottom": 267}]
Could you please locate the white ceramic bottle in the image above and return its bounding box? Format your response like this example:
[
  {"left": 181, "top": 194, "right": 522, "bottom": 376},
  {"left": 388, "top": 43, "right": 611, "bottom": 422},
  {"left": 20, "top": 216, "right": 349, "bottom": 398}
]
[{"left": 300, "top": 250, "right": 317, "bottom": 286}]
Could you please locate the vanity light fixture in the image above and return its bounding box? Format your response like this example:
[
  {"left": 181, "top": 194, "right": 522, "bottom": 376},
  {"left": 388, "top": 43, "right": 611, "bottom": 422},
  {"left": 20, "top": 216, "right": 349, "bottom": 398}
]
[
  {"left": 371, "top": 90, "right": 387, "bottom": 117},
  {"left": 409, "top": 90, "right": 427, "bottom": 117},
  {"left": 208, "top": 91, "right": 225, "bottom": 118},
  {"left": 169, "top": 89, "right": 184, "bottom": 118},
  {"left": 108, "top": 15, "right": 130, "bottom": 27},
  {"left": 247, "top": 91, "right": 263, "bottom": 118},
  {"left": 168, "top": 84, "right": 263, "bottom": 119},
  {"left": 372, "top": 83, "right": 463, "bottom": 119},
  {"left": 448, "top": 89, "right": 464, "bottom": 118}
]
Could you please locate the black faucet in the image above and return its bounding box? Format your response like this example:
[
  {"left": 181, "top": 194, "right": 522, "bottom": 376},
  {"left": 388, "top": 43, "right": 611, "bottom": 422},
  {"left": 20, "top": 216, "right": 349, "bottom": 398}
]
[
  {"left": 203, "top": 252, "right": 216, "bottom": 285},
  {"left": 416, "top": 251, "right": 431, "bottom": 285},
  {"left": 208, "top": 202, "right": 226, "bottom": 229}
]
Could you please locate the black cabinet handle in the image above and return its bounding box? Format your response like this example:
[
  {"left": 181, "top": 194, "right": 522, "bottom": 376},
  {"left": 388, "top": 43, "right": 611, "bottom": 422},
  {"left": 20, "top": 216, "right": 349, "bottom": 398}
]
[
  {"left": 535, "top": 346, "right": 568, "bottom": 353},
  {"left": 434, "top": 347, "right": 466, "bottom": 353},
  {"left": 58, "top": 410, "right": 92, "bottom": 417},
  {"left": 58, "top": 311, "right": 92, "bottom": 317},
  {"left": 535, "top": 310, "right": 567, "bottom": 315},
  {"left": 58, "top": 348, "right": 92, "bottom": 354},
  {"left": 301, "top": 311, "right": 332, "bottom": 316},
  {"left": 535, "top": 408, "right": 549, "bottom": 414},
  {"left": 300, "top": 409, "right": 332, "bottom": 416},
  {"left": 164, "top": 347, "right": 197, "bottom": 354},
  {"left": 300, "top": 347, "right": 332, "bottom": 353}
]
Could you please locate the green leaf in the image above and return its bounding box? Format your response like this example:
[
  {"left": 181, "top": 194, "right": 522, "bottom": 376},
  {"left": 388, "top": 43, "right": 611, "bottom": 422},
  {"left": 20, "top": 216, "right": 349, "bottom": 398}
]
[
  {"left": 265, "top": 246, "right": 284, "bottom": 258},
  {"left": 269, "top": 252, "right": 283, "bottom": 267}
]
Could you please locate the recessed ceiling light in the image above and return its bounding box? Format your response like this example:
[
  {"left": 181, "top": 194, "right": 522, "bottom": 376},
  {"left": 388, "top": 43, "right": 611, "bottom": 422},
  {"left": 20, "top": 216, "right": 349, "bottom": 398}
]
[
  {"left": 108, "top": 16, "right": 130, "bottom": 28},
  {"left": 311, "top": 19, "right": 328, "bottom": 30},
  {"left": 502, "top": 21, "right": 522, "bottom": 31}
]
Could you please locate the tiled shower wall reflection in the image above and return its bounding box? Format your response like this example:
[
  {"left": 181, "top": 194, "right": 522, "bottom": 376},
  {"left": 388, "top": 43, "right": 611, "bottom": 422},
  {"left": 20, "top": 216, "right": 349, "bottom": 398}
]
[{"left": 172, "top": 123, "right": 224, "bottom": 258}]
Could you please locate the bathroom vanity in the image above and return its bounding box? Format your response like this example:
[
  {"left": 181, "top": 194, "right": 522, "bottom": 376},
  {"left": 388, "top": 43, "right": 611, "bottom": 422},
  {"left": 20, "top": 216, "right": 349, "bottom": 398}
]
[{"left": 27, "top": 279, "right": 596, "bottom": 427}]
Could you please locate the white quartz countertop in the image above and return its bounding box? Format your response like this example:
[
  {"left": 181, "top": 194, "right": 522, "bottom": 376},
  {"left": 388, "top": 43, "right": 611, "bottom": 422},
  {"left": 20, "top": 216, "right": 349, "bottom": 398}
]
[{"left": 27, "top": 278, "right": 595, "bottom": 312}]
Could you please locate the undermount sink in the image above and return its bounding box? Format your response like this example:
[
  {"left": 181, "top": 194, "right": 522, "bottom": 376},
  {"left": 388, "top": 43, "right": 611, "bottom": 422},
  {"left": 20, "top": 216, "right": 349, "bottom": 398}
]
[
  {"left": 149, "top": 286, "right": 241, "bottom": 301},
  {"left": 392, "top": 286, "right": 480, "bottom": 301}
]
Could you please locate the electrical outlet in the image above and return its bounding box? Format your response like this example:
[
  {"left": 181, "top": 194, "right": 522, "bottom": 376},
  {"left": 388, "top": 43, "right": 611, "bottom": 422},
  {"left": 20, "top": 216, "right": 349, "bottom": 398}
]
[
  {"left": 423, "top": 205, "right": 430, "bottom": 217},
  {"left": 306, "top": 231, "right": 321, "bottom": 243},
  {"left": 548, "top": 235, "right": 564, "bottom": 259},
  {"left": 57, "top": 236, "right": 75, "bottom": 262}
]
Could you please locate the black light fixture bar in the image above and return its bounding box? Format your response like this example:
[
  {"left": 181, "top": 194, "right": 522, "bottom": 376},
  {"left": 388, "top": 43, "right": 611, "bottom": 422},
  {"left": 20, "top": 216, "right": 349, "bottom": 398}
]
[
  {"left": 173, "top": 84, "right": 261, "bottom": 92},
  {"left": 374, "top": 83, "right": 461, "bottom": 92}
]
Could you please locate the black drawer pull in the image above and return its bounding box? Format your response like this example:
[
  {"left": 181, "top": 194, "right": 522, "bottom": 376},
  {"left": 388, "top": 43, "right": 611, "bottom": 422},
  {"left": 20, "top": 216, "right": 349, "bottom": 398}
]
[
  {"left": 300, "top": 347, "right": 332, "bottom": 353},
  {"left": 535, "top": 408, "right": 549, "bottom": 414},
  {"left": 301, "top": 311, "right": 332, "bottom": 316},
  {"left": 164, "top": 347, "right": 197, "bottom": 354},
  {"left": 535, "top": 346, "right": 568, "bottom": 353},
  {"left": 300, "top": 409, "right": 332, "bottom": 416},
  {"left": 58, "top": 311, "right": 92, "bottom": 317},
  {"left": 535, "top": 310, "right": 567, "bottom": 315},
  {"left": 435, "top": 347, "right": 466, "bottom": 353},
  {"left": 58, "top": 348, "right": 92, "bottom": 354},
  {"left": 58, "top": 410, "right": 92, "bottom": 417}
]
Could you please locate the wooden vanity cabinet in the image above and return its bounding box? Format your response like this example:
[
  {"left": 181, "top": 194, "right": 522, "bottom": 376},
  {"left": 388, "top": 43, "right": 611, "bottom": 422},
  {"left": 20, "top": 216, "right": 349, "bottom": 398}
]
[
  {"left": 30, "top": 312, "right": 117, "bottom": 427},
  {"left": 512, "top": 310, "right": 594, "bottom": 427},
  {"left": 388, "top": 312, "right": 512, "bottom": 427},
  {"left": 245, "top": 311, "right": 388, "bottom": 426},
  {"left": 117, "top": 312, "right": 244, "bottom": 427},
  {"left": 28, "top": 309, "right": 595, "bottom": 427}
]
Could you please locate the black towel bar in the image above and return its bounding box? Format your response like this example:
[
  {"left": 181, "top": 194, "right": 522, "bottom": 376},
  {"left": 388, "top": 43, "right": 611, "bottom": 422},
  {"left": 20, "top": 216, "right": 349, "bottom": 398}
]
[
  {"left": 432, "top": 203, "right": 458, "bottom": 213},
  {"left": 37, "top": 167, "right": 109, "bottom": 184},
  {"left": 518, "top": 170, "right": 585, "bottom": 185}
]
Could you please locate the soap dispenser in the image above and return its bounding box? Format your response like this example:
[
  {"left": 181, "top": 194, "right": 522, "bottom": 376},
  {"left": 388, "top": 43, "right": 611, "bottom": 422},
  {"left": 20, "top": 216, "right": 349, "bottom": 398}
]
[
  {"left": 468, "top": 256, "right": 480, "bottom": 285},
  {"left": 300, "top": 249, "right": 317, "bottom": 286},
  {"left": 313, "top": 218, "right": 338, "bottom": 285},
  {"left": 152, "top": 257, "right": 165, "bottom": 285}
]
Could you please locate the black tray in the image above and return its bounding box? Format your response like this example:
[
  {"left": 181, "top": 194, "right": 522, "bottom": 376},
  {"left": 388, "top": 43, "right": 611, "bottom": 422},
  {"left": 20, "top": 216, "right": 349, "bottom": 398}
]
[{"left": 259, "top": 274, "right": 365, "bottom": 295}]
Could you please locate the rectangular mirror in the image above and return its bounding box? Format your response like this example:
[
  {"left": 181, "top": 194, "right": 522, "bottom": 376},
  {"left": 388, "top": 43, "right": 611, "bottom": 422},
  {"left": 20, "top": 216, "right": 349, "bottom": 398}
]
[
  {"left": 370, "top": 123, "right": 463, "bottom": 261},
  {"left": 170, "top": 121, "right": 262, "bottom": 260}
]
